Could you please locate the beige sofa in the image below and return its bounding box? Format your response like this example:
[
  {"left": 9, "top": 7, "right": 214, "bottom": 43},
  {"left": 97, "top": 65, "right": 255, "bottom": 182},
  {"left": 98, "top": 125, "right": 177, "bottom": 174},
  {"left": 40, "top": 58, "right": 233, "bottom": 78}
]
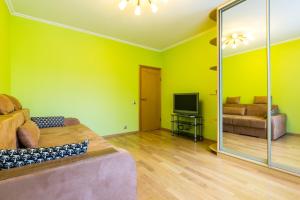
[
  {"left": 0, "top": 108, "right": 137, "bottom": 200},
  {"left": 223, "top": 103, "right": 286, "bottom": 140}
]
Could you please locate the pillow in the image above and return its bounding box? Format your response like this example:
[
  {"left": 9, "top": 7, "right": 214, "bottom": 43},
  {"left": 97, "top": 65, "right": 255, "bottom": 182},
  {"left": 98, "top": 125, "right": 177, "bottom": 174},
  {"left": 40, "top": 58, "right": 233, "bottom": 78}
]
[
  {"left": 263, "top": 105, "right": 279, "bottom": 118},
  {"left": 3, "top": 94, "right": 22, "bottom": 111},
  {"left": 31, "top": 116, "right": 65, "bottom": 128},
  {"left": 17, "top": 121, "right": 40, "bottom": 148},
  {"left": 223, "top": 107, "right": 246, "bottom": 115},
  {"left": 0, "top": 95, "right": 15, "bottom": 115},
  {"left": 254, "top": 96, "right": 267, "bottom": 104},
  {"left": 226, "top": 96, "right": 240, "bottom": 104},
  {"left": 271, "top": 105, "right": 279, "bottom": 115},
  {"left": 0, "top": 140, "right": 89, "bottom": 170}
]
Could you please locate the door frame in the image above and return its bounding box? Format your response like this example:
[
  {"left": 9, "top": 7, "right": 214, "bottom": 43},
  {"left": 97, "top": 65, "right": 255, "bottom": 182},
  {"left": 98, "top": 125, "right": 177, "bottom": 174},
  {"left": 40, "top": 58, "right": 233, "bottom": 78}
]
[{"left": 139, "top": 65, "right": 162, "bottom": 131}]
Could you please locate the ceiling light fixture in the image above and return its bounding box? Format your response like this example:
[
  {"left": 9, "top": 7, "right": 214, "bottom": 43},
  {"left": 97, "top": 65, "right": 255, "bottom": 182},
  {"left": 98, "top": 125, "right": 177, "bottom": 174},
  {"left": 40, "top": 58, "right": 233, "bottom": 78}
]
[
  {"left": 118, "top": 0, "right": 167, "bottom": 15},
  {"left": 135, "top": 2, "right": 142, "bottom": 15},
  {"left": 222, "top": 33, "right": 254, "bottom": 49}
]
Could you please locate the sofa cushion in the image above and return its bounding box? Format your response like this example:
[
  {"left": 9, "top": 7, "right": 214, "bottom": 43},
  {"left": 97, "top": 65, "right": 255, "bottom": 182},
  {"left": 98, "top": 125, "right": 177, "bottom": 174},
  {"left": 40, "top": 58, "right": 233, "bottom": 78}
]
[
  {"left": 39, "top": 124, "right": 113, "bottom": 153},
  {"left": 3, "top": 95, "right": 22, "bottom": 111},
  {"left": 246, "top": 104, "right": 267, "bottom": 116},
  {"left": 226, "top": 96, "right": 240, "bottom": 104},
  {"left": 22, "top": 109, "right": 31, "bottom": 121},
  {"left": 223, "top": 107, "right": 246, "bottom": 115},
  {"left": 17, "top": 121, "right": 40, "bottom": 148},
  {"left": 233, "top": 126, "right": 267, "bottom": 138},
  {"left": 223, "top": 124, "right": 234, "bottom": 133},
  {"left": 0, "top": 110, "right": 27, "bottom": 149},
  {"left": 0, "top": 95, "right": 15, "bottom": 115},
  {"left": 232, "top": 116, "right": 267, "bottom": 129},
  {"left": 254, "top": 96, "right": 267, "bottom": 104},
  {"left": 223, "top": 104, "right": 245, "bottom": 108},
  {"left": 223, "top": 114, "right": 242, "bottom": 125}
]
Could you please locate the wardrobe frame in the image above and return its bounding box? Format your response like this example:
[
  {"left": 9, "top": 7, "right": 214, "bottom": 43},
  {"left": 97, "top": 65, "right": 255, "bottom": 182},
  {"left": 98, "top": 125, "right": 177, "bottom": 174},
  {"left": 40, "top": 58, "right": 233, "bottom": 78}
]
[{"left": 217, "top": 0, "right": 300, "bottom": 176}]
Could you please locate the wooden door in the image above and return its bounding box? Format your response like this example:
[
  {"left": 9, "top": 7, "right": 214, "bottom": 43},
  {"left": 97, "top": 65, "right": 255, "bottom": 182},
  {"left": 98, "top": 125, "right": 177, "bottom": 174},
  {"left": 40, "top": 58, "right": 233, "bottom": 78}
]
[{"left": 140, "top": 66, "right": 161, "bottom": 131}]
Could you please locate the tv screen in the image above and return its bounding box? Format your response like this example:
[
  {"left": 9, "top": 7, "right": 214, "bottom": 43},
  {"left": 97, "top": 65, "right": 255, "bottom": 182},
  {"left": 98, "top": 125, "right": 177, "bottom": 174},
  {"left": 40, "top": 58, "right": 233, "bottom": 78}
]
[{"left": 173, "top": 93, "right": 199, "bottom": 115}]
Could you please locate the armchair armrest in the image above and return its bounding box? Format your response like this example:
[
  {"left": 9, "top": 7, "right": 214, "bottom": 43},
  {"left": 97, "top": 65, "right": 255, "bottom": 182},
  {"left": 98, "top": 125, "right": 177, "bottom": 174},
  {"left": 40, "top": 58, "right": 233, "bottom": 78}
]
[{"left": 271, "top": 113, "right": 286, "bottom": 140}]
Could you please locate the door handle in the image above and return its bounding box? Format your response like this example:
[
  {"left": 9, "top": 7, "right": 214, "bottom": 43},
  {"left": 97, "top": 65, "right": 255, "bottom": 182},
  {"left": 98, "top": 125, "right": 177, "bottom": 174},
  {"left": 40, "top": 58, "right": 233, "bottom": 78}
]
[{"left": 141, "top": 98, "right": 147, "bottom": 101}]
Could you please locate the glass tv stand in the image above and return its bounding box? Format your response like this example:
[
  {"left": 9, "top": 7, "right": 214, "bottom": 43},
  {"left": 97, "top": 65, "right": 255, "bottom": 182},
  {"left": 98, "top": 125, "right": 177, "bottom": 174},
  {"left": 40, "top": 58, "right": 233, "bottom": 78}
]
[{"left": 171, "top": 113, "right": 203, "bottom": 142}]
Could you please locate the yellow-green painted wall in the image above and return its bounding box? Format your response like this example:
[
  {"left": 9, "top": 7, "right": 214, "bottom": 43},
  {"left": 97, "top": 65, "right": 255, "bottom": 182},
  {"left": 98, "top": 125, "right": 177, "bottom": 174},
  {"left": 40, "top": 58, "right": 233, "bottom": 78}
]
[
  {"left": 9, "top": 15, "right": 219, "bottom": 140},
  {"left": 223, "top": 39, "right": 300, "bottom": 134},
  {"left": 161, "top": 29, "right": 218, "bottom": 141},
  {"left": 0, "top": 1, "right": 10, "bottom": 93},
  {"left": 272, "top": 39, "right": 300, "bottom": 134},
  {"left": 223, "top": 48, "right": 268, "bottom": 104},
  {"left": 10, "top": 16, "right": 162, "bottom": 136}
]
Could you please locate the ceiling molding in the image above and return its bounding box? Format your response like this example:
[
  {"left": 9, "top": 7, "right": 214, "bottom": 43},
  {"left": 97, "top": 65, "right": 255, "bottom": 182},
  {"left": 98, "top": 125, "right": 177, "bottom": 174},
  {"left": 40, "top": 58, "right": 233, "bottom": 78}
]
[
  {"left": 5, "top": 0, "right": 163, "bottom": 52},
  {"left": 5, "top": 0, "right": 217, "bottom": 53},
  {"left": 13, "top": 12, "right": 163, "bottom": 52},
  {"left": 224, "top": 35, "right": 300, "bottom": 58},
  {"left": 161, "top": 27, "right": 216, "bottom": 52},
  {"left": 5, "top": 0, "right": 15, "bottom": 13}
]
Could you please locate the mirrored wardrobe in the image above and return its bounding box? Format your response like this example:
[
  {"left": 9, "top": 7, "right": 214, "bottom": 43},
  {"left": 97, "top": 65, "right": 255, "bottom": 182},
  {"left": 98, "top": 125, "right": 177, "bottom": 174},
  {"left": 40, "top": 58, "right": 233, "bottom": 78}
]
[{"left": 218, "top": 0, "right": 300, "bottom": 175}]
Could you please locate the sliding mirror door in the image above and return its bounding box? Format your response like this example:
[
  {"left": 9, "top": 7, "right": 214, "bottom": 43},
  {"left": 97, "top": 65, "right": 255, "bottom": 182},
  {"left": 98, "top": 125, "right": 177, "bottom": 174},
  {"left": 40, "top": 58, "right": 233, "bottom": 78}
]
[
  {"left": 220, "top": 0, "right": 268, "bottom": 163},
  {"left": 270, "top": 0, "right": 300, "bottom": 174}
]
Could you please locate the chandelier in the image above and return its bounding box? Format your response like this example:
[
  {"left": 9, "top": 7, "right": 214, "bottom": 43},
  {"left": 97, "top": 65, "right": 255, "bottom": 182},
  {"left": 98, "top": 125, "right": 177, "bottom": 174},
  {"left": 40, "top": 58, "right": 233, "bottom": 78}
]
[
  {"left": 119, "top": 0, "right": 168, "bottom": 15},
  {"left": 222, "top": 33, "right": 254, "bottom": 49}
]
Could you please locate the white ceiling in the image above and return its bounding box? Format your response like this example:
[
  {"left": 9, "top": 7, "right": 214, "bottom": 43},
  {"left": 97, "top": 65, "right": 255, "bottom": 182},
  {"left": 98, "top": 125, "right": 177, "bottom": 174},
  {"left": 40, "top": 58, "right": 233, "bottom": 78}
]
[
  {"left": 8, "top": 0, "right": 225, "bottom": 51},
  {"left": 222, "top": 0, "right": 300, "bottom": 57}
]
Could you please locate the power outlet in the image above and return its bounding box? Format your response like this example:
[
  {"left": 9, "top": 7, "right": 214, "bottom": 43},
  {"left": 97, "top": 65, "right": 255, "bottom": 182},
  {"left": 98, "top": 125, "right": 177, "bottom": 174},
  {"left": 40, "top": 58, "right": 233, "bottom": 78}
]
[{"left": 124, "top": 125, "right": 127, "bottom": 130}]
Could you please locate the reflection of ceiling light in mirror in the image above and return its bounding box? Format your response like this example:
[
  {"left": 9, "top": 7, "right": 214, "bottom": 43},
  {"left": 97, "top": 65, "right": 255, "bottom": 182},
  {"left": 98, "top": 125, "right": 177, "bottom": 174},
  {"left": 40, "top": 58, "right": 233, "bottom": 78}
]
[{"left": 222, "top": 33, "right": 254, "bottom": 49}]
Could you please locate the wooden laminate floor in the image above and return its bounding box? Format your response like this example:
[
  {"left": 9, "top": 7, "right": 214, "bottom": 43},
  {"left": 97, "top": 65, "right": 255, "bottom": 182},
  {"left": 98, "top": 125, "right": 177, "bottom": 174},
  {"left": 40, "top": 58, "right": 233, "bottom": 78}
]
[
  {"left": 224, "top": 132, "right": 300, "bottom": 169},
  {"left": 107, "top": 130, "right": 300, "bottom": 200}
]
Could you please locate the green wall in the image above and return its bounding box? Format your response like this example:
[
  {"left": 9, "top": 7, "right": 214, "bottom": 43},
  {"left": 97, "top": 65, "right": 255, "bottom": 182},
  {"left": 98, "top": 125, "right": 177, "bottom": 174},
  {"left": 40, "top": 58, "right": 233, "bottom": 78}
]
[
  {"left": 10, "top": 16, "right": 162, "bottom": 136},
  {"left": 272, "top": 39, "right": 300, "bottom": 134},
  {"left": 8, "top": 14, "right": 220, "bottom": 140},
  {"left": 3, "top": 4, "right": 222, "bottom": 140},
  {"left": 223, "top": 48, "right": 268, "bottom": 104},
  {"left": 161, "top": 29, "right": 218, "bottom": 141},
  {"left": 223, "top": 39, "right": 300, "bottom": 134},
  {"left": 0, "top": 1, "right": 10, "bottom": 93}
]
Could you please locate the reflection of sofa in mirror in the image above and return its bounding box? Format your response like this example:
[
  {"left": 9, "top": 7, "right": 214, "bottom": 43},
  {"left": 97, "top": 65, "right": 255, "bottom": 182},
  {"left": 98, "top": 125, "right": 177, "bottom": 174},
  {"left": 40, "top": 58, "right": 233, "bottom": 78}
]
[{"left": 223, "top": 97, "right": 286, "bottom": 140}]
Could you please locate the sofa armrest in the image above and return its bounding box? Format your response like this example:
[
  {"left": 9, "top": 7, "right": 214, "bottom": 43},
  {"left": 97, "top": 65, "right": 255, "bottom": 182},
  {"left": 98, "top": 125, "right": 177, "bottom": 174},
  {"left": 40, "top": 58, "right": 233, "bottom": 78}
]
[
  {"left": 271, "top": 113, "right": 286, "bottom": 140},
  {"left": 64, "top": 117, "right": 80, "bottom": 126},
  {"left": 0, "top": 148, "right": 137, "bottom": 200}
]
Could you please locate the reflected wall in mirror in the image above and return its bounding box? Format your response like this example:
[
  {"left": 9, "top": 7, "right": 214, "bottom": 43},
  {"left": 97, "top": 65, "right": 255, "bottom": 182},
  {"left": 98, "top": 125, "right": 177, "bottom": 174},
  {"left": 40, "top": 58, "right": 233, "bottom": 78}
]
[
  {"left": 221, "top": 0, "right": 268, "bottom": 162},
  {"left": 270, "top": 0, "right": 300, "bottom": 172}
]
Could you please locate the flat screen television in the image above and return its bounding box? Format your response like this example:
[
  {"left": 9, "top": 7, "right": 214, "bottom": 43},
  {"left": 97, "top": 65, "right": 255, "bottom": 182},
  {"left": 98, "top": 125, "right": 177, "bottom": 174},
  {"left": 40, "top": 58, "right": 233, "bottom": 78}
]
[{"left": 173, "top": 93, "right": 199, "bottom": 116}]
